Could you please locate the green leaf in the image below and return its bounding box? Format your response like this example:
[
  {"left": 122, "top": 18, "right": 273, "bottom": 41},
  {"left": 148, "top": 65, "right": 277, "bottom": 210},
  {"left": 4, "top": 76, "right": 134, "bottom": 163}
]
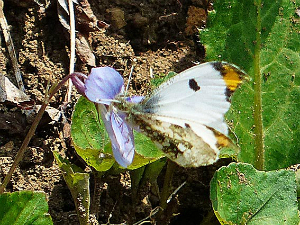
[
  {"left": 130, "top": 158, "right": 166, "bottom": 203},
  {"left": 53, "top": 152, "right": 90, "bottom": 225},
  {"left": 141, "top": 157, "right": 166, "bottom": 184},
  {"left": 295, "top": 168, "right": 300, "bottom": 197},
  {"left": 0, "top": 191, "right": 53, "bottom": 225},
  {"left": 130, "top": 166, "right": 146, "bottom": 203},
  {"left": 71, "top": 97, "right": 114, "bottom": 171},
  {"left": 126, "top": 151, "right": 164, "bottom": 170},
  {"left": 151, "top": 71, "right": 177, "bottom": 87},
  {"left": 295, "top": 168, "right": 300, "bottom": 209},
  {"left": 130, "top": 158, "right": 166, "bottom": 194},
  {"left": 211, "top": 163, "right": 299, "bottom": 225},
  {"left": 71, "top": 97, "right": 109, "bottom": 150},
  {"left": 200, "top": 0, "right": 300, "bottom": 170}
]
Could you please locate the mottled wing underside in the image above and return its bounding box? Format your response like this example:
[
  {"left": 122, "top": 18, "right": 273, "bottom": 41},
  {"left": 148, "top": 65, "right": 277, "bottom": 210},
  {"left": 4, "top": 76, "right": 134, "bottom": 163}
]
[{"left": 130, "top": 113, "right": 231, "bottom": 167}]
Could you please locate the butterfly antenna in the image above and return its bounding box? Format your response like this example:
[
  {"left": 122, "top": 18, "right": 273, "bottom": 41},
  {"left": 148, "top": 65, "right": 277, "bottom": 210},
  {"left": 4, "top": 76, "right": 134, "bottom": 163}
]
[{"left": 124, "top": 65, "right": 134, "bottom": 97}]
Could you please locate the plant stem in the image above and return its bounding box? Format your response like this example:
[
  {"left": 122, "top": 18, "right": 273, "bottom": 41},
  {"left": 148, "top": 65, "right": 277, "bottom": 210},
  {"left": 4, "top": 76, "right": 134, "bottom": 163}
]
[
  {"left": 0, "top": 103, "right": 46, "bottom": 193},
  {"left": 253, "top": 0, "right": 264, "bottom": 170},
  {"left": 159, "top": 159, "right": 176, "bottom": 211},
  {"left": 90, "top": 171, "right": 104, "bottom": 218},
  {"left": 0, "top": 75, "right": 70, "bottom": 194}
]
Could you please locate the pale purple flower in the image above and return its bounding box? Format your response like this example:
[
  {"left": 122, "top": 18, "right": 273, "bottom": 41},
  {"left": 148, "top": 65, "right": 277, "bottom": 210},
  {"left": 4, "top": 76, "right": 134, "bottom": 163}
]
[
  {"left": 85, "top": 67, "right": 124, "bottom": 105},
  {"left": 71, "top": 67, "right": 143, "bottom": 167}
]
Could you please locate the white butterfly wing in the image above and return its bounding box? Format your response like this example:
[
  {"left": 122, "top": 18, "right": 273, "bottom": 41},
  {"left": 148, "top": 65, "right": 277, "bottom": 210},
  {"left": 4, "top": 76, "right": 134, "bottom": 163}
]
[{"left": 139, "top": 62, "right": 242, "bottom": 135}]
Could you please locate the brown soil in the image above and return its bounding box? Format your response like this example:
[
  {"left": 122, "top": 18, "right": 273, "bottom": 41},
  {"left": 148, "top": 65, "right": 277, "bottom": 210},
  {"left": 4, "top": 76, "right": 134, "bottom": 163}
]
[{"left": 0, "top": 0, "right": 226, "bottom": 224}]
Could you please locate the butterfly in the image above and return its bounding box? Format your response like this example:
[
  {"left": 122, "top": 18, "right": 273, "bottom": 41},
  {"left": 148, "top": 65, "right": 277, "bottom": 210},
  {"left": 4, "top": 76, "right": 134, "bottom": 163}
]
[{"left": 71, "top": 61, "right": 245, "bottom": 167}]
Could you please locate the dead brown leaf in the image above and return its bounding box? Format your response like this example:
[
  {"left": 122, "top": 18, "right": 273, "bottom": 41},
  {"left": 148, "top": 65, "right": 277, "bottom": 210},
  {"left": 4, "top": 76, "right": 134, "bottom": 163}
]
[
  {"left": 76, "top": 32, "right": 96, "bottom": 66},
  {"left": 0, "top": 74, "right": 30, "bottom": 105}
]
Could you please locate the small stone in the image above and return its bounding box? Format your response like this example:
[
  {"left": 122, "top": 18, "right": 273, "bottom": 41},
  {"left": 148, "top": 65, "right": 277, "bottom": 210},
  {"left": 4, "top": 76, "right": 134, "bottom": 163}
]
[{"left": 106, "top": 8, "right": 127, "bottom": 30}]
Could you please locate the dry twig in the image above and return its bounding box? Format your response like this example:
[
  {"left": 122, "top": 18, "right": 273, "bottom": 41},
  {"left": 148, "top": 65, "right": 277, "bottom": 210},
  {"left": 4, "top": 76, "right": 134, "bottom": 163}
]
[{"left": 65, "top": 0, "right": 76, "bottom": 102}]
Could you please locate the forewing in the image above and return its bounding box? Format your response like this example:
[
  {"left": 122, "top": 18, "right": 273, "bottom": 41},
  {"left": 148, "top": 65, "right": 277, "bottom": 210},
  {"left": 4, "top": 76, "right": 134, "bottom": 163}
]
[{"left": 139, "top": 62, "right": 245, "bottom": 134}]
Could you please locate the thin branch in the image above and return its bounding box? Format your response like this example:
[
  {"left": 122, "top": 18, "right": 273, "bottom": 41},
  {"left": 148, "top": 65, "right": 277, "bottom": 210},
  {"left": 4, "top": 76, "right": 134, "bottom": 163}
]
[
  {"left": 0, "top": 0, "right": 25, "bottom": 92},
  {"left": 124, "top": 65, "right": 134, "bottom": 96},
  {"left": 166, "top": 181, "right": 186, "bottom": 204},
  {"left": 133, "top": 206, "right": 161, "bottom": 225}
]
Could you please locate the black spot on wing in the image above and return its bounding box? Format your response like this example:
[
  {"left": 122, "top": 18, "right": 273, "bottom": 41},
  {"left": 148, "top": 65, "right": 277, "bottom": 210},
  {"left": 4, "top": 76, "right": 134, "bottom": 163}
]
[{"left": 189, "top": 79, "right": 200, "bottom": 92}]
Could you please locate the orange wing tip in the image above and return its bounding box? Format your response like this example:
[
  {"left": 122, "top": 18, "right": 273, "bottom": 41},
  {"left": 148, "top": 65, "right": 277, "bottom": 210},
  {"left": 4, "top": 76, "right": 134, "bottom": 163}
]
[{"left": 212, "top": 61, "right": 247, "bottom": 98}]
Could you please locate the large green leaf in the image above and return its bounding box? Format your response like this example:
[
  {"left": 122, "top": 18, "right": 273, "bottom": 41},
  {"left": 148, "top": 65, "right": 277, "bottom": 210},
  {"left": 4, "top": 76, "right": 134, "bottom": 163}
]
[
  {"left": 200, "top": 0, "right": 300, "bottom": 170},
  {"left": 71, "top": 96, "right": 110, "bottom": 151},
  {"left": 0, "top": 191, "right": 53, "bottom": 225},
  {"left": 211, "top": 163, "right": 299, "bottom": 224}
]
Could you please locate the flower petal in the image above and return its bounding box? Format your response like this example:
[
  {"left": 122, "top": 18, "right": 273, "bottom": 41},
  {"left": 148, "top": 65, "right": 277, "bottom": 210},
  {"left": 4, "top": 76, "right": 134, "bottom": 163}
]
[
  {"left": 110, "top": 111, "right": 135, "bottom": 167},
  {"left": 70, "top": 72, "right": 87, "bottom": 96},
  {"left": 85, "top": 67, "right": 124, "bottom": 105},
  {"left": 98, "top": 104, "right": 134, "bottom": 167}
]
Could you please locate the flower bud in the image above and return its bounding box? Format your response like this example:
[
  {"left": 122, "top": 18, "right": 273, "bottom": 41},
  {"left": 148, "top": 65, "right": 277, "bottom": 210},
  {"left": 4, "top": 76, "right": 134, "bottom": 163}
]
[{"left": 70, "top": 72, "right": 87, "bottom": 97}]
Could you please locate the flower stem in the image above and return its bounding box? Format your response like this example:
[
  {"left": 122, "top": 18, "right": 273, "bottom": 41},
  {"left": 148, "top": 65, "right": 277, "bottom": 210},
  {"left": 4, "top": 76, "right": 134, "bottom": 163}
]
[{"left": 0, "top": 75, "right": 71, "bottom": 194}]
